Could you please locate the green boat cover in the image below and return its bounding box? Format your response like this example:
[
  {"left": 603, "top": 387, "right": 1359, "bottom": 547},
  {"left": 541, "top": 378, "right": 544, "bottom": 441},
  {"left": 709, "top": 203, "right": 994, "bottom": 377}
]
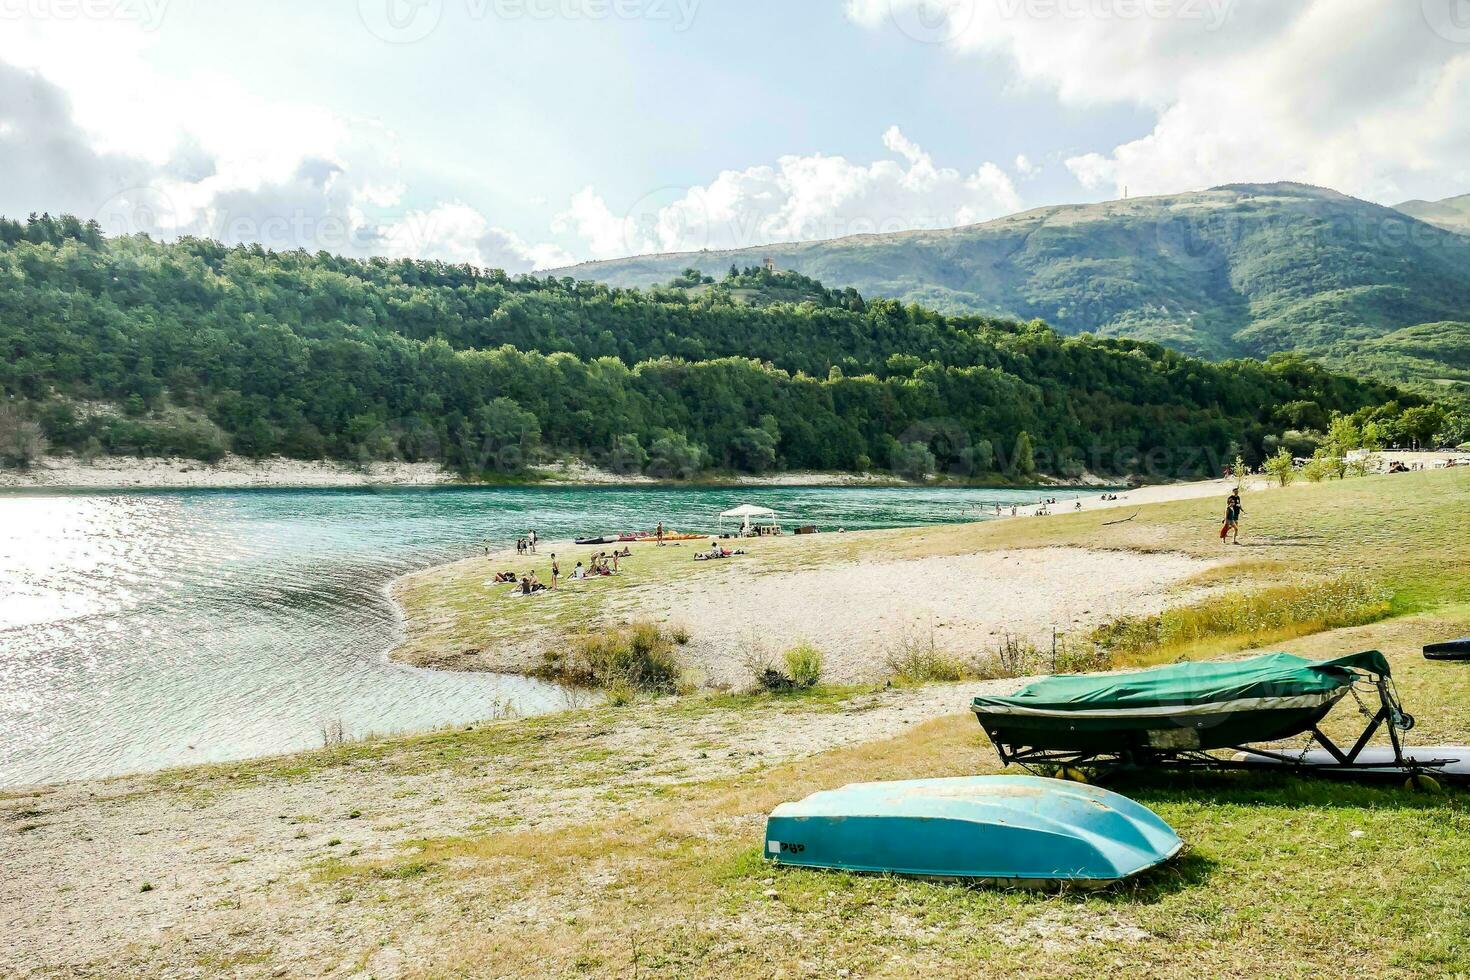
[{"left": 972, "top": 651, "right": 1390, "bottom": 718}]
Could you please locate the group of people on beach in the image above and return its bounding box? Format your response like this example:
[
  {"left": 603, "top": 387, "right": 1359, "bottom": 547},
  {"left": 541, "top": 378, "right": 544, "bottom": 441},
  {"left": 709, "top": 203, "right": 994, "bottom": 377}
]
[
  {"left": 695, "top": 539, "right": 745, "bottom": 561},
  {"left": 491, "top": 540, "right": 634, "bottom": 596},
  {"left": 490, "top": 569, "right": 548, "bottom": 594},
  {"left": 569, "top": 549, "right": 625, "bottom": 580}
]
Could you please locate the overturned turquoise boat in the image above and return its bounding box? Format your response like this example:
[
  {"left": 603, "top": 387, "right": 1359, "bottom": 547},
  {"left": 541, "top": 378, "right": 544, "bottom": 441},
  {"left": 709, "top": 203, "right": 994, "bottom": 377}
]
[{"left": 764, "top": 775, "right": 1181, "bottom": 885}]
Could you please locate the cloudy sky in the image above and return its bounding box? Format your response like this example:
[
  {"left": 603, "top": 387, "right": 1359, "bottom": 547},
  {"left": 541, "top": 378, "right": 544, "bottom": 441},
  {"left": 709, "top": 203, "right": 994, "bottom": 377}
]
[{"left": 3, "top": 0, "right": 1469, "bottom": 270}]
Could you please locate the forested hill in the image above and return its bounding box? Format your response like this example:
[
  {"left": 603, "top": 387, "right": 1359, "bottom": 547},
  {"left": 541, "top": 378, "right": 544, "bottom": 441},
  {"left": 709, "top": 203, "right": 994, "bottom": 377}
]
[
  {"left": 0, "top": 214, "right": 1456, "bottom": 482},
  {"left": 554, "top": 183, "right": 1470, "bottom": 384}
]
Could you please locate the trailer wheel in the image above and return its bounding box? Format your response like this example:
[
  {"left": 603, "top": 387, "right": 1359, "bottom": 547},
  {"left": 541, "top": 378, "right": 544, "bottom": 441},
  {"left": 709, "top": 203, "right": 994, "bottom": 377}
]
[{"left": 1405, "top": 774, "right": 1442, "bottom": 794}]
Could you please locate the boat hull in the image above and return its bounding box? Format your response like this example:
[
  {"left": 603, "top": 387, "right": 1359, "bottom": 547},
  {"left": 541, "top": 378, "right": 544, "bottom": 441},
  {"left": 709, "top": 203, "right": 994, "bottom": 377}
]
[
  {"left": 1424, "top": 638, "right": 1470, "bottom": 661},
  {"left": 765, "top": 775, "right": 1181, "bottom": 884},
  {"left": 973, "top": 702, "right": 1339, "bottom": 755}
]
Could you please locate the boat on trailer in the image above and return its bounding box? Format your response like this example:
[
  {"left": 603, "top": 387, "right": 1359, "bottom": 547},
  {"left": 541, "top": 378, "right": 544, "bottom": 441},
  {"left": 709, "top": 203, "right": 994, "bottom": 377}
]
[
  {"left": 970, "top": 651, "right": 1467, "bottom": 784},
  {"left": 764, "top": 775, "right": 1182, "bottom": 886},
  {"left": 1424, "top": 637, "right": 1470, "bottom": 661}
]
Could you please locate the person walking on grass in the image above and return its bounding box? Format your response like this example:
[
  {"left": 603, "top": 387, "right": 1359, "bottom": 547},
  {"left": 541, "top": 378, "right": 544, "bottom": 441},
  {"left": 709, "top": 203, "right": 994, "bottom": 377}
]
[
  {"left": 1221, "top": 490, "right": 1243, "bottom": 544},
  {"left": 656, "top": 520, "right": 664, "bottom": 547},
  {"left": 551, "top": 553, "right": 560, "bottom": 589}
]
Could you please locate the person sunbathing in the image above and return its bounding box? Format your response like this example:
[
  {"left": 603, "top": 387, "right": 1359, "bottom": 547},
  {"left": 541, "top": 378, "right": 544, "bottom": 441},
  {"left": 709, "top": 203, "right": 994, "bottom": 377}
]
[{"left": 493, "top": 571, "right": 518, "bottom": 583}]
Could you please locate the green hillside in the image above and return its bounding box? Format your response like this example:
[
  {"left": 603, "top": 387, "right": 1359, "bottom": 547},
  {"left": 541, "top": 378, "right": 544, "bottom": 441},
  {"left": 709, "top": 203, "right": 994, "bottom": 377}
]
[
  {"left": 2, "top": 213, "right": 1451, "bottom": 481},
  {"left": 1322, "top": 321, "right": 1470, "bottom": 397},
  {"left": 1396, "top": 193, "right": 1470, "bottom": 234},
  {"left": 555, "top": 183, "right": 1470, "bottom": 380}
]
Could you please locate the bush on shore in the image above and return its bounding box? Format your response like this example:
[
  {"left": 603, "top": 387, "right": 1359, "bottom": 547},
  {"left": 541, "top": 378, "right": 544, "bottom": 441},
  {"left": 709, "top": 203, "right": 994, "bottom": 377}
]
[
  {"left": 536, "top": 621, "right": 686, "bottom": 696},
  {"left": 743, "top": 641, "right": 825, "bottom": 692}
]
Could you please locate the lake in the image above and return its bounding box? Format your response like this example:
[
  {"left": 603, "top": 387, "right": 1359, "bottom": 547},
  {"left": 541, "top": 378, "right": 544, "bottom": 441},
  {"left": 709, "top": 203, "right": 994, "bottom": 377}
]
[{"left": 0, "top": 484, "right": 1078, "bottom": 786}]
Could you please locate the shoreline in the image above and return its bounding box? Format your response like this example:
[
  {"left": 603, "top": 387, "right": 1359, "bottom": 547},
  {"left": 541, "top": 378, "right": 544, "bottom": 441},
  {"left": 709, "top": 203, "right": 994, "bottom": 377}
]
[
  {"left": 1, "top": 451, "right": 1163, "bottom": 491},
  {"left": 385, "top": 474, "right": 1264, "bottom": 684}
]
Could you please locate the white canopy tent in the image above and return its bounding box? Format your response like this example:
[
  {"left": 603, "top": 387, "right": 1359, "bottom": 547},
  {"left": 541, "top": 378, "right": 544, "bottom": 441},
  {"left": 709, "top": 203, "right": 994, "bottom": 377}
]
[{"left": 719, "top": 503, "right": 778, "bottom": 535}]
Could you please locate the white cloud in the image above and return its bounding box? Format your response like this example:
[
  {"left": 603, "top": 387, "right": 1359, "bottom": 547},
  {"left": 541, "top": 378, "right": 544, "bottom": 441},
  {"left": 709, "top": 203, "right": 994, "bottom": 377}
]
[
  {"left": 554, "top": 127, "right": 1020, "bottom": 258},
  {"left": 848, "top": 0, "right": 1470, "bottom": 202},
  {"left": 366, "top": 204, "right": 574, "bottom": 272},
  {"left": 1014, "top": 153, "right": 1039, "bottom": 178},
  {"left": 0, "top": 19, "right": 567, "bottom": 271}
]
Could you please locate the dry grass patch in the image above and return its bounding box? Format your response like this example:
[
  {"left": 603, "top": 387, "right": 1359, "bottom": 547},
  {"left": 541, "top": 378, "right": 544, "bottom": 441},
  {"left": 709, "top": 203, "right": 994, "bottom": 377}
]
[{"left": 1092, "top": 576, "right": 1394, "bottom": 665}]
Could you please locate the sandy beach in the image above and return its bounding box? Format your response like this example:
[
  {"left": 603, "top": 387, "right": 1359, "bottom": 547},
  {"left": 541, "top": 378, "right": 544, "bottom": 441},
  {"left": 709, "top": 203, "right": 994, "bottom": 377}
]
[{"left": 390, "top": 475, "right": 1261, "bottom": 684}]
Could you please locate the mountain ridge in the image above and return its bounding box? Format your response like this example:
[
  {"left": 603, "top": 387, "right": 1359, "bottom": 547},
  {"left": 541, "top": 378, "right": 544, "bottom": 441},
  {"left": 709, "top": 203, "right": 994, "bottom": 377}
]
[
  {"left": 552, "top": 182, "right": 1470, "bottom": 382},
  {"left": 1395, "top": 192, "right": 1470, "bottom": 234}
]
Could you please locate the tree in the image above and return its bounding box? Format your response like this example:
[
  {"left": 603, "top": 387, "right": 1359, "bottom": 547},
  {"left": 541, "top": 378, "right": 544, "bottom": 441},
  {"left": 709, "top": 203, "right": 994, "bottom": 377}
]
[
  {"left": 890, "top": 441, "right": 935, "bottom": 481},
  {"left": 1264, "top": 447, "right": 1296, "bottom": 487},
  {"left": 731, "top": 426, "right": 778, "bottom": 474},
  {"left": 647, "top": 432, "right": 706, "bottom": 480},
  {"left": 1010, "top": 431, "right": 1037, "bottom": 478},
  {"left": 0, "top": 405, "right": 48, "bottom": 468},
  {"left": 1323, "top": 414, "right": 1362, "bottom": 456},
  {"left": 474, "top": 398, "right": 540, "bottom": 472},
  {"left": 606, "top": 433, "right": 648, "bottom": 474},
  {"left": 959, "top": 438, "right": 995, "bottom": 475},
  {"left": 1398, "top": 406, "right": 1446, "bottom": 448}
]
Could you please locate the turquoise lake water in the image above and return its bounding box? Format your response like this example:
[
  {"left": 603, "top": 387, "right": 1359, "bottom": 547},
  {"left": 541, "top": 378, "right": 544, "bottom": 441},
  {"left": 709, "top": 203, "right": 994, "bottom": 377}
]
[{"left": 0, "top": 485, "right": 1080, "bottom": 786}]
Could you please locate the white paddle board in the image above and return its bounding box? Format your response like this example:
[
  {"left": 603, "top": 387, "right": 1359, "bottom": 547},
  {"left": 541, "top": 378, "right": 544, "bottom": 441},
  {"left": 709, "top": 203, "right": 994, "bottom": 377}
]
[{"left": 1233, "top": 745, "right": 1470, "bottom": 776}]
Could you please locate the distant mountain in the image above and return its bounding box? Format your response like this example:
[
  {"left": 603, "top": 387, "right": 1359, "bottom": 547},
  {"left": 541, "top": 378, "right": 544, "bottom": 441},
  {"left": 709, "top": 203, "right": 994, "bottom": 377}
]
[
  {"left": 1395, "top": 193, "right": 1470, "bottom": 234},
  {"left": 554, "top": 183, "right": 1470, "bottom": 386}
]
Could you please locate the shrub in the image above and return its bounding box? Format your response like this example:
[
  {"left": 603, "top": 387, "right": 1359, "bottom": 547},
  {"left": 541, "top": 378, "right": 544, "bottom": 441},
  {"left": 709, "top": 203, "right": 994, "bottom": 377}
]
[
  {"left": 536, "top": 620, "right": 685, "bottom": 694},
  {"left": 974, "top": 633, "right": 1114, "bottom": 680},
  {"left": 782, "top": 644, "right": 823, "bottom": 688},
  {"left": 884, "top": 631, "right": 973, "bottom": 682},
  {"left": 1264, "top": 447, "right": 1296, "bottom": 487}
]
